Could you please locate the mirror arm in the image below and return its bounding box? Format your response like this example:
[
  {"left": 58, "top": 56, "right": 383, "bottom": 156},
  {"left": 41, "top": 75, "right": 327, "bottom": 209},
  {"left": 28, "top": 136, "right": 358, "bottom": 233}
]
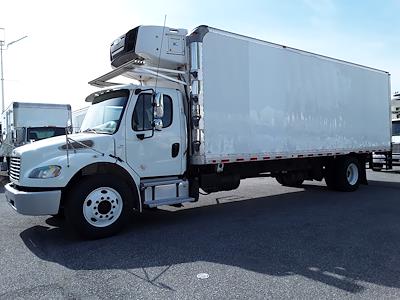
[{"left": 136, "top": 128, "right": 155, "bottom": 140}]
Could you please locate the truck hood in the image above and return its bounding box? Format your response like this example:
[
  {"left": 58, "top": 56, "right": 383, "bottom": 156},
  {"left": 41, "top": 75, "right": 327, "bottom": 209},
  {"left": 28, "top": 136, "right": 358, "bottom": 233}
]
[
  {"left": 10, "top": 133, "right": 118, "bottom": 187},
  {"left": 12, "top": 133, "right": 115, "bottom": 159}
]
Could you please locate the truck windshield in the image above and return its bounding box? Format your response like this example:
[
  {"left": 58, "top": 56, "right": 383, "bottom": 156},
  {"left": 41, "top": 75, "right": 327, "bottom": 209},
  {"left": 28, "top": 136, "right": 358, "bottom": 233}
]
[
  {"left": 393, "top": 121, "right": 400, "bottom": 136},
  {"left": 27, "top": 127, "right": 66, "bottom": 141},
  {"left": 81, "top": 90, "right": 129, "bottom": 134}
]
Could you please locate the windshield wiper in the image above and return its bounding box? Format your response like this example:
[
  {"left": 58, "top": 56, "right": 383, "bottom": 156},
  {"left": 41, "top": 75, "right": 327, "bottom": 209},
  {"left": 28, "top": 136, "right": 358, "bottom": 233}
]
[{"left": 82, "top": 128, "right": 98, "bottom": 134}]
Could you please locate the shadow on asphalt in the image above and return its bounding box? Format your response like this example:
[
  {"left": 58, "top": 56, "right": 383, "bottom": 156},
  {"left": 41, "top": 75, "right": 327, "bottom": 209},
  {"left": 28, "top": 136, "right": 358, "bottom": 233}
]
[
  {"left": 368, "top": 180, "right": 400, "bottom": 189},
  {"left": 19, "top": 183, "right": 400, "bottom": 294}
]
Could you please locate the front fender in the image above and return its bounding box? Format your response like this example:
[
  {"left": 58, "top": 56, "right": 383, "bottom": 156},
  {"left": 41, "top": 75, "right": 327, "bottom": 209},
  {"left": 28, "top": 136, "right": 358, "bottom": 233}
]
[{"left": 19, "top": 152, "right": 140, "bottom": 188}]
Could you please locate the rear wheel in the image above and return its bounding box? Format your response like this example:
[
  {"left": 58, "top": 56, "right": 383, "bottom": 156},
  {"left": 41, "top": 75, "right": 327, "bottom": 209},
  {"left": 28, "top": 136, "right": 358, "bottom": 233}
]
[
  {"left": 65, "top": 175, "right": 133, "bottom": 239},
  {"left": 325, "top": 156, "right": 360, "bottom": 192}
]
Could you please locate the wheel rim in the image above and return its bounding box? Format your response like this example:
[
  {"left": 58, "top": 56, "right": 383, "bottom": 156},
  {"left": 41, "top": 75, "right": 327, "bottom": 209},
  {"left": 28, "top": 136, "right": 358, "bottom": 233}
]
[
  {"left": 82, "top": 187, "right": 123, "bottom": 228},
  {"left": 346, "top": 163, "right": 359, "bottom": 185}
]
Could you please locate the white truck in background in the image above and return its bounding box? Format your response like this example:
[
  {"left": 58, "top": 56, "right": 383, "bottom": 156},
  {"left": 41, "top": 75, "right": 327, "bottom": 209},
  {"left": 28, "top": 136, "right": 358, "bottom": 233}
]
[
  {"left": 393, "top": 93, "right": 400, "bottom": 164},
  {"left": 373, "top": 92, "right": 400, "bottom": 169},
  {"left": 4, "top": 25, "right": 391, "bottom": 239},
  {"left": 0, "top": 102, "right": 72, "bottom": 172},
  {"left": 72, "top": 106, "right": 89, "bottom": 133}
]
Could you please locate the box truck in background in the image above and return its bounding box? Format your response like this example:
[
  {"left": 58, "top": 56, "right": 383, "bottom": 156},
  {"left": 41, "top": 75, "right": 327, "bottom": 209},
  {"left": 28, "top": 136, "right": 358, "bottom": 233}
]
[
  {"left": 4, "top": 25, "right": 391, "bottom": 238},
  {"left": 72, "top": 106, "right": 89, "bottom": 133},
  {"left": 0, "top": 102, "right": 71, "bottom": 171},
  {"left": 373, "top": 92, "right": 400, "bottom": 169}
]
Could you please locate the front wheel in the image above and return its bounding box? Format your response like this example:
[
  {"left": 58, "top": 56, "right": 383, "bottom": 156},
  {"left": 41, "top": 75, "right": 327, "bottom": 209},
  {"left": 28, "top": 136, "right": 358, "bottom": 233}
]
[{"left": 65, "top": 175, "right": 133, "bottom": 239}]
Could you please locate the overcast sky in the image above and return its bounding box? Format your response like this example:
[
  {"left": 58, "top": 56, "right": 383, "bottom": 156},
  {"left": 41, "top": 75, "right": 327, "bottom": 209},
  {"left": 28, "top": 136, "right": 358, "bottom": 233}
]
[{"left": 1, "top": 0, "right": 399, "bottom": 110}]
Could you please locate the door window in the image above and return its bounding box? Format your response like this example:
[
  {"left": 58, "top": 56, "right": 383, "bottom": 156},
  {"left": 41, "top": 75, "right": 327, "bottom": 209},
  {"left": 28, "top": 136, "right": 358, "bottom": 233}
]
[{"left": 132, "top": 94, "right": 173, "bottom": 131}]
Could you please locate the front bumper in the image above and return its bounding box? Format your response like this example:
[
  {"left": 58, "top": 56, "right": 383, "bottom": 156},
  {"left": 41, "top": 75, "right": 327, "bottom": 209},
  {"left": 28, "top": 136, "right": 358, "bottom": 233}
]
[{"left": 5, "top": 183, "right": 61, "bottom": 215}]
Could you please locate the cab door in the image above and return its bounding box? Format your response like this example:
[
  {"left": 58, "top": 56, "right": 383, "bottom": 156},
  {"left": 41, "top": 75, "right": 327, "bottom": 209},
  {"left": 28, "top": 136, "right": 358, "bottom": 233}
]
[{"left": 125, "top": 89, "right": 185, "bottom": 178}]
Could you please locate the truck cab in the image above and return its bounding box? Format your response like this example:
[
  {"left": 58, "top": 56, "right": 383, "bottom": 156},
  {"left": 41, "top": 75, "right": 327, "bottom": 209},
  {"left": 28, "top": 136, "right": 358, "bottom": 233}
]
[
  {"left": 5, "top": 83, "right": 192, "bottom": 238},
  {"left": 80, "top": 85, "right": 187, "bottom": 178},
  {"left": 4, "top": 26, "right": 194, "bottom": 238}
]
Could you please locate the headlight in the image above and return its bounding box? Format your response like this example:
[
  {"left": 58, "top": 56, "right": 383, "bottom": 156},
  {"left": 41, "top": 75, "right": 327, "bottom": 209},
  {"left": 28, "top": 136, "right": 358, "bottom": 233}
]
[{"left": 29, "top": 165, "right": 61, "bottom": 179}]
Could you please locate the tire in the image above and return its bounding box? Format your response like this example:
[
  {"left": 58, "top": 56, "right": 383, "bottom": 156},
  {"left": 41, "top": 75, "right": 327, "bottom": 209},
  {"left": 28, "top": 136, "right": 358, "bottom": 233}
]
[
  {"left": 65, "top": 175, "right": 133, "bottom": 239},
  {"left": 324, "top": 161, "right": 337, "bottom": 190},
  {"left": 276, "top": 172, "right": 304, "bottom": 187},
  {"left": 326, "top": 157, "right": 360, "bottom": 192},
  {"left": 324, "top": 171, "right": 337, "bottom": 190}
]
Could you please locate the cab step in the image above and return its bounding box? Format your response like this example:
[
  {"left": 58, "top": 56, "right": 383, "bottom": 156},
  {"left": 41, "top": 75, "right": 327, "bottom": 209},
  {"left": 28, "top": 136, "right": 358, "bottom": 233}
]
[
  {"left": 144, "top": 196, "right": 194, "bottom": 208},
  {"left": 140, "top": 177, "right": 193, "bottom": 208}
]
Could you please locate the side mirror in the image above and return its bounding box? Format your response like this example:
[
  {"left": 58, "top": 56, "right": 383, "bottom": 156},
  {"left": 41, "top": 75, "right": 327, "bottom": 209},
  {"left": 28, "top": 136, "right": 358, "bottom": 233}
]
[
  {"left": 153, "top": 119, "right": 163, "bottom": 131},
  {"left": 154, "top": 92, "right": 164, "bottom": 119}
]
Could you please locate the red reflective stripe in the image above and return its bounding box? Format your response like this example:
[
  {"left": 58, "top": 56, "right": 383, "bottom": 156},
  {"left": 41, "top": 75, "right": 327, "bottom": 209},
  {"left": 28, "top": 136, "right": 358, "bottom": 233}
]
[
  {"left": 263, "top": 156, "right": 270, "bottom": 160},
  {"left": 250, "top": 157, "right": 258, "bottom": 161},
  {"left": 221, "top": 159, "right": 230, "bottom": 163},
  {"left": 212, "top": 160, "right": 217, "bottom": 163},
  {"left": 236, "top": 158, "right": 244, "bottom": 162}
]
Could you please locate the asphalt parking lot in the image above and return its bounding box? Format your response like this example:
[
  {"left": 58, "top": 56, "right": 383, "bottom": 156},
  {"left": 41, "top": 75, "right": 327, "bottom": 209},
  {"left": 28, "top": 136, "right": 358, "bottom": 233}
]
[{"left": 1, "top": 169, "right": 400, "bottom": 299}]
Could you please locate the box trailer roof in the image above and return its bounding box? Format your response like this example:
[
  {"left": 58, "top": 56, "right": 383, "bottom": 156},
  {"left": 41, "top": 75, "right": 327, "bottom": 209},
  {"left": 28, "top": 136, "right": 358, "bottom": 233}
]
[{"left": 189, "top": 25, "right": 389, "bottom": 75}]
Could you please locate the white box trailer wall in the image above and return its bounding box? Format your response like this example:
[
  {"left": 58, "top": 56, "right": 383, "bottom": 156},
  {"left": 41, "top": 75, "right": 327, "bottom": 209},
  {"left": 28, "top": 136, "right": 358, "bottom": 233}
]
[
  {"left": 191, "top": 27, "right": 391, "bottom": 164},
  {"left": 13, "top": 102, "right": 72, "bottom": 128}
]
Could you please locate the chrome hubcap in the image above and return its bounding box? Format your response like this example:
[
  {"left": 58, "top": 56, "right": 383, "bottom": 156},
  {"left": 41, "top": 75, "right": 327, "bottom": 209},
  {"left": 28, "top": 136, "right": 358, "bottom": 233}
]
[
  {"left": 83, "top": 187, "right": 123, "bottom": 227},
  {"left": 346, "top": 163, "right": 359, "bottom": 186}
]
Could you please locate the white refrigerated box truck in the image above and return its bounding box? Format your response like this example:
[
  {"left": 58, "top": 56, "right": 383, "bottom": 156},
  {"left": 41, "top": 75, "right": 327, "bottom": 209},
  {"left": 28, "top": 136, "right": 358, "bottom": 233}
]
[
  {"left": 0, "top": 102, "right": 72, "bottom": 173},
  {"left": 4, "top": 25, "right": 391, "bottom": 238}
]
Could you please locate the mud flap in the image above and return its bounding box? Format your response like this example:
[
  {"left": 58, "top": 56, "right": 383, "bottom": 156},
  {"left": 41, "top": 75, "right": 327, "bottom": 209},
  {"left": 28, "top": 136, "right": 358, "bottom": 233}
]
[{"left": 360, "top": 162, "right": 368, "bottom": 185}]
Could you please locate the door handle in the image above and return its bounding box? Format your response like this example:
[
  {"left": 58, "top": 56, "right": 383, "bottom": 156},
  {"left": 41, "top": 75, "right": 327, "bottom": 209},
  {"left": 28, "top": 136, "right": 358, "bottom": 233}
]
[{"left": 172, "top": 143, "right": 180, "bottom": 158}]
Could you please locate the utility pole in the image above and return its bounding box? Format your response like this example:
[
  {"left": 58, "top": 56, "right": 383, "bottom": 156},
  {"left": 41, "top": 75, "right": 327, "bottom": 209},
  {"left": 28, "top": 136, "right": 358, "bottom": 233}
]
[
  {"left": 0, "top": 28, "right": 5, "bottom": 114},
  {"left": 0, "top": 28, "right": 28, "bottom": 113}
]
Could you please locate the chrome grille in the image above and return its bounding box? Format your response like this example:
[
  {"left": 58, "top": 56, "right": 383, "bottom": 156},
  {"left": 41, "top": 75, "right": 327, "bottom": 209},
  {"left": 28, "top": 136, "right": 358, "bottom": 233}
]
[
  {"left": 9, "top": 157, "right": 21, "bottom": 181},
  {"left": 393, "top": 143, "right": 400, "bottom": 154}
]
